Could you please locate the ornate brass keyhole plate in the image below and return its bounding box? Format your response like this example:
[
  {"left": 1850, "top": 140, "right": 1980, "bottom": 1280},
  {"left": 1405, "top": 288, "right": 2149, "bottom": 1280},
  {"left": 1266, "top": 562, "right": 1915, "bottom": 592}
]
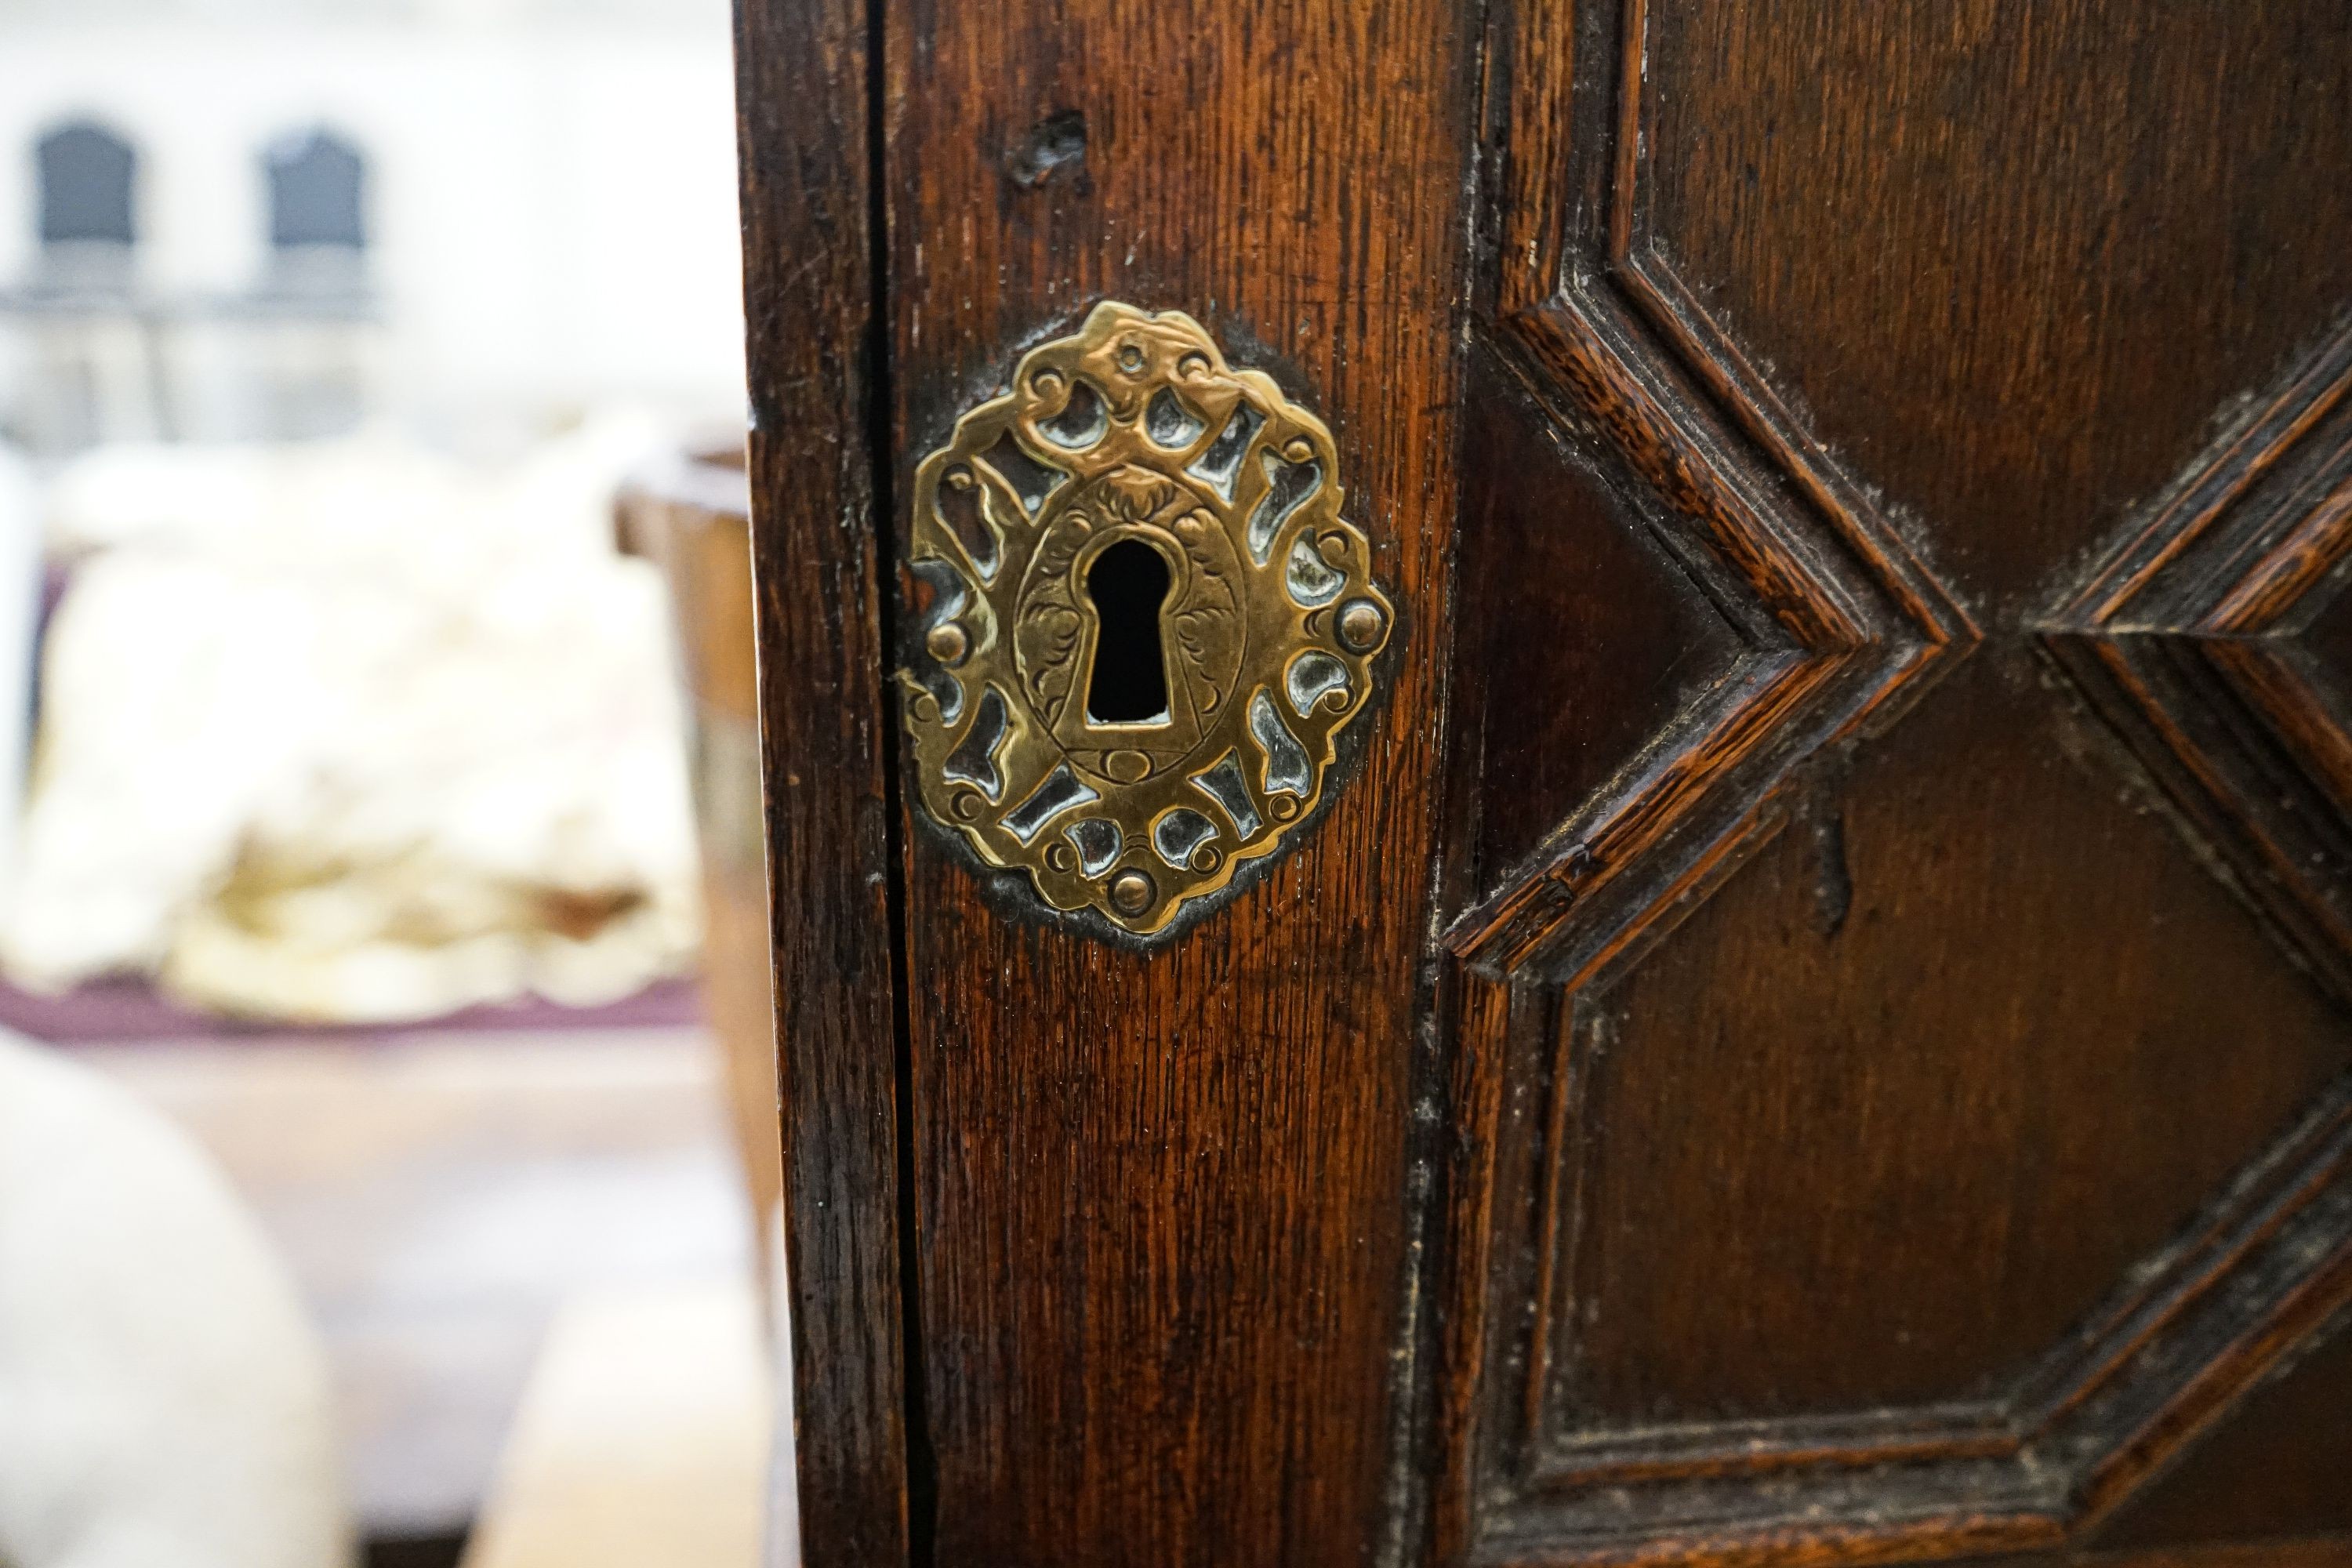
[{"left": 900, "top": 303, "right": 1392, "bottom": 935}]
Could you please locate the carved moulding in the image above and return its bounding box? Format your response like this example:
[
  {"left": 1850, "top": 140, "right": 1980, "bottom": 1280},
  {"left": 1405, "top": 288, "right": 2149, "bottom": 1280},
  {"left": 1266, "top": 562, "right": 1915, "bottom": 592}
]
[
  {"left": 901, "top": 303, "right": 1392, "bottom": 936},
  {"left": 1437, "top": 0, "right": 2352, "bottom": 1554}
]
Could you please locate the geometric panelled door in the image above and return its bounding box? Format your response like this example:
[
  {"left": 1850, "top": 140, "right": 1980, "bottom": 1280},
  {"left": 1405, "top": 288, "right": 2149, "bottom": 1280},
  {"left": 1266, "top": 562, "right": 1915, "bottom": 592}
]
[
  {"left": 1443, "top": 2, "right": 2352, "bottom": 1559},
  {"left": 733, "top": 0, "right": 2352, "bottom": 1563}
]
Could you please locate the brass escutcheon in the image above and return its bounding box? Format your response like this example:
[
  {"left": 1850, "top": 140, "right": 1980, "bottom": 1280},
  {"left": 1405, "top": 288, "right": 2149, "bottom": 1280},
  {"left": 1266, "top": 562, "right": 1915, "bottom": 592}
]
[{"left": 900, "top": 302, "right": 1392, "bottom": 935}]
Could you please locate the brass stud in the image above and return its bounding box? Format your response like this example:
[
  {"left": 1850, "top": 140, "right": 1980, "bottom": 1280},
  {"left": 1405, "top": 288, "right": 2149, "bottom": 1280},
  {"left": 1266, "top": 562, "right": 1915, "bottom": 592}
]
[
  {"left": 1105, "top": 749, "right": 1151, "bottom": 783},
  {"left": 1109, "top": 869, "right": 1155, "bottom": 916},
  {"left": 1116, "top": 343, "right": 1146, "bottom": 373},
  {"left": 1045, "top": 841, "right": 1075, "bottom": 873},
  {"left": 1189, "top": 844, "right": 1221, "bottom": 873},
  {"left": 952, "top": 790, "right": 984, "bottom": 822},
  {"left": 925, "top": 622, "right": 970, "bottom": 665},
  {"left": 1337, "top": 598, "right": 1386, "bottom": 652},
  {"left": 1269, "top": 794, "right": 1299, "bottom": 822}
]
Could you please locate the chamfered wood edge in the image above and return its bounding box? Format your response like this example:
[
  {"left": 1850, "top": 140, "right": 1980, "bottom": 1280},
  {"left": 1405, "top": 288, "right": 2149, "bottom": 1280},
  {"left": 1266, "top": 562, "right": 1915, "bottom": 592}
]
[
  {"left": 1462, "top": 1526, "right": 2352, "bottom": 1568},
  {"left": 1967, "top": 1536, "right": 2352, "bottom": 1568},
  {"left": 2042, "top": 318, "right": 2352, "bottom": 1007},
  {"left": 733, "top": 0, "right": 915, "bottom": 1561},
  {"left": 1450, "top": 0, "right": 1973, "bottom": 976},
  {"left": 1436, "top": 0, "right": 2352, "bottom": 1562}
]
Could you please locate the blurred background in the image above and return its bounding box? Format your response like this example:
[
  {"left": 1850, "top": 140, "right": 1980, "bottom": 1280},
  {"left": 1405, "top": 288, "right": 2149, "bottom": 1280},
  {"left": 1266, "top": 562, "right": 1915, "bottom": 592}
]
[{"left": 0, "top": 1, "right": 782, "bottom": 1564}]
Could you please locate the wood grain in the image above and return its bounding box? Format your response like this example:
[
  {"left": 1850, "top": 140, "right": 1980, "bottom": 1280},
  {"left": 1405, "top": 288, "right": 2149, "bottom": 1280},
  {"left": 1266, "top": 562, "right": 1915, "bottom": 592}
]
[
  {"left": 1438, "top": 0, "right": 2352, "bottom": 1562},
  {"left": 732, "top": 0, "right": 910, "bottom": 1559},
  {"left": 2090, "top": 1312, "right": 2352, "bottom": 1548},
  {"left": 1973, "top": 1537, "right": 2352, "bottom": 1568},
  {"left": 736, "top": 0, "right": 2352, "bottom": 1562},
  {"left": 1639, "top": 0, "right": 2352, "bottom": 615},
  {"left": 1559, "top": 648, "right": 2348, "bottom": 1428},
  {"left": 1454, "top": 353, "right": 1749, "bottom": 904},
  {"left": 879, "top": 3, "right": 1478, "bottom": 1565},
  {"left": 2045, "top": 325, "right": 2352, "bottom": 1004}
]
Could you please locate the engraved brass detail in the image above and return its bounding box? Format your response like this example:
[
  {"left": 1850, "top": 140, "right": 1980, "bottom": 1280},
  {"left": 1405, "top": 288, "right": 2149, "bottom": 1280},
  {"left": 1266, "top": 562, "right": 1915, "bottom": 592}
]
[{"left": 901, "top": 302, "right": 1392, "bottom": 935}]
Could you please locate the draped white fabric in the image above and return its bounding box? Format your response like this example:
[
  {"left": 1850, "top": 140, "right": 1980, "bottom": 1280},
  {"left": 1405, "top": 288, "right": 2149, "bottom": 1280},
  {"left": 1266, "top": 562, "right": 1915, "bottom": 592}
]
[{"left": 3, "top": 416, "right": 699, "bottom": 1022}]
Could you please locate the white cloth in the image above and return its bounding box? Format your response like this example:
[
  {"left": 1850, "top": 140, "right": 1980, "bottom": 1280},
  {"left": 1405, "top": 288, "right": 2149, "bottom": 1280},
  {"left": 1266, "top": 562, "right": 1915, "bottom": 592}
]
[{"left": 2, "top": 416, "right": 700, "bottom": 1022}]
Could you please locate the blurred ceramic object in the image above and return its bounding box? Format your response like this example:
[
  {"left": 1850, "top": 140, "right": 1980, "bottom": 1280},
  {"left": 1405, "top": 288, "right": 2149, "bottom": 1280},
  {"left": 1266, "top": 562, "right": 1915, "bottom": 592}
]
[{"left": 0, "top": 1029, "right": 352, "bottom": 1568}]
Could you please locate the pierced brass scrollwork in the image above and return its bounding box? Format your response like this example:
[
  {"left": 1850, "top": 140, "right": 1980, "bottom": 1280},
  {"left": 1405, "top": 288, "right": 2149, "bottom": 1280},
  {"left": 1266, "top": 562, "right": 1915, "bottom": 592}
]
[{"left": 901, "top": 303, "right": 1392, "bottom": 935}]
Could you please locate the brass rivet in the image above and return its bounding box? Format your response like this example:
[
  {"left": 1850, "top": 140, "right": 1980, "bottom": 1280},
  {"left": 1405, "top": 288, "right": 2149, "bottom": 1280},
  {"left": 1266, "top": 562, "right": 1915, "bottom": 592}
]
[
  {"left": 1045, "top": 841, "right": 1075, "bottom": 873},
  {"left": 1338, "top": 598, "right": 1386, "bottom": 652},
  {"left": 1189, "top": 844, "right": 1221, "bottom": 873},
  {"left": 1117, "top": 343, "right": 1145, "bottom": 372},
  {"left": 952, "top": 790, "right": 984, "bottom": 821},
  {"left": 1270, "top": 794, "right": 1299, "bottom": 822},
  {"left": 1105, "top": 749, "right": 1152, "bottom": 782},
  {"left": 1109, "top": 869, "right": 1154, "bottom": 915},
  {"left": 925, "top": 622, "right": 969, "bottom": 665}
]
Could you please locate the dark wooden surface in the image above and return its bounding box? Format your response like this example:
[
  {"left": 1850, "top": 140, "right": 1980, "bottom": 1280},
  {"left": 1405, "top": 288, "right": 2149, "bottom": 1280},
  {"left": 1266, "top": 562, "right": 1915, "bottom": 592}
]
[
  {"left": 733, "top": 0, "right": 2352, "bottom": 1563},
  {"left": 877, "top": 5, "right": 1478, "bottom": 1565},
  {"left": 1562, "top": 646, "right": 2348, "bottom": 1421},
  {"left": 1437, "top": 0, "right": 2352, "bottom": 1561},
  {"left": 2092, "top": 1305, "right": 2352, "bottom": 1549},
  {"left": 732, "top": 0, "right": 910, "bottom": 1560},
  {"left": 1642, "top": 0, "right": 2352, "bottom": 616},
  {"left": 1455, "top": 356, "right": 1751, "bottom": 905}
]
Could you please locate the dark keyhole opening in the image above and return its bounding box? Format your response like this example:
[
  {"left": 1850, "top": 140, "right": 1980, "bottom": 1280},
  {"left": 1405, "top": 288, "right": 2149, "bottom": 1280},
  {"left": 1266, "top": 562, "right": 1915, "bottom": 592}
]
[{"left": 1084, "top": 539, "right": 1172, "bottom": 724}]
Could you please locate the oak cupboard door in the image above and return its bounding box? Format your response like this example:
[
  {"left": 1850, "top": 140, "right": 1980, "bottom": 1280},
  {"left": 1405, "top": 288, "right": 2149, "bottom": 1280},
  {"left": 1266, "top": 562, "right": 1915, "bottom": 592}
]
[{"left": 731, "top": 1, "right": 2352, "bottom": 1565}]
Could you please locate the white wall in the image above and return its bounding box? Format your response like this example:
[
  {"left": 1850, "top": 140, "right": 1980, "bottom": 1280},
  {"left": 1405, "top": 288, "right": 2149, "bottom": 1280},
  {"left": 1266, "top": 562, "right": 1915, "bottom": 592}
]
[{"left": 0, "top": 10, "right": 746, "bottom": 444}]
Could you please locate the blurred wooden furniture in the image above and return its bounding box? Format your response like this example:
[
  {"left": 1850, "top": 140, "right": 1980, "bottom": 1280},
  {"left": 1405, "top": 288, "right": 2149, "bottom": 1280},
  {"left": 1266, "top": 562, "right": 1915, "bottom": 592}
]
[
  {"left": 459, "top": 1282, "right": 771, "bottom": 1568},
  {"left": 615, "top": 445, "right": 782, "bottom": 1288},
  {"left": 76, "top": 1026, "right": 747, "bottom": 1545}
]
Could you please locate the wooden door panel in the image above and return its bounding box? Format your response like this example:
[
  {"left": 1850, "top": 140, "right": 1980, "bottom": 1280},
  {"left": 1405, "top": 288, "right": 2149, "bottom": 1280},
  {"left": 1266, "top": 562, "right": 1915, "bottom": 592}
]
[
  {"left": 1439, "top": 0, "right": 2352, "bottom": 1562},
  {"left": 1456, "top": 355, "right": 1752, "bottom": 904},
  {"left": 878, "top": 5, "right": 1477, "bottom": 1565},
  {"left": 736, "top": 0, "right": 2352, "bottom": 1561},
  {"left": 1639, "top": 0, "right": 2352, "bottom": 615},
  {"left": 2090, "top": 1311, "right": 2352, "bottom": 1548},
  {"left": 1557, "top": 643, "right": 2349, "bottom": 1426},
  {"left": 733, "top": 0, "right": 912, "bottom": 1560}
]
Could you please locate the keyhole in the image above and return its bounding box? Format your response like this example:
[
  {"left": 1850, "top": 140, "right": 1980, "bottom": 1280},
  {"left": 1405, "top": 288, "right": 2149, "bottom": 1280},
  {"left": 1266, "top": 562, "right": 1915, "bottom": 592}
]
[{"left": 1084, "top": 539, "right": 1172, "bottom": 724}]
